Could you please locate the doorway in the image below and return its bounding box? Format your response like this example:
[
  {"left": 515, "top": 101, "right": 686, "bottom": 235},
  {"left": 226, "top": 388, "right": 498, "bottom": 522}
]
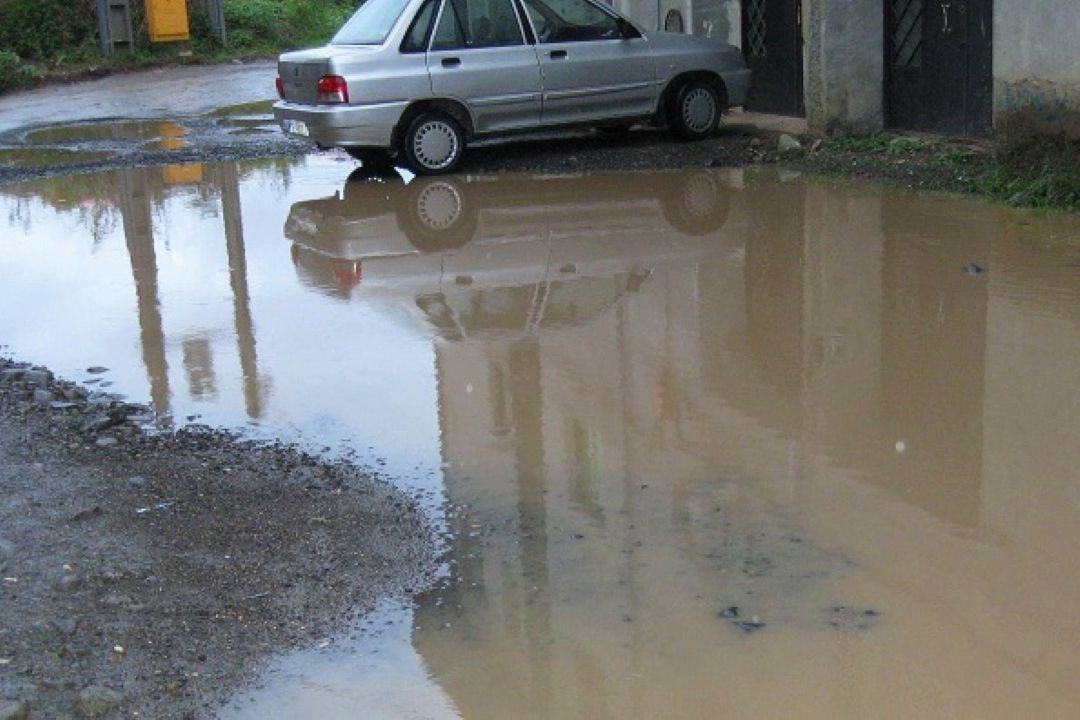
[
  {"left": 741, "top": 0, "right": 804, "bottom": 117},
  {"left": 886, "top": 0, "right": 992, "bottom": 135}
]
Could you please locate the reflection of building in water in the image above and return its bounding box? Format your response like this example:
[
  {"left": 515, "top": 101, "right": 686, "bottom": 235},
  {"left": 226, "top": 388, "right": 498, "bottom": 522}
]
[
  {"left": 411, "top": 176, "right": 1080, "bottom": 717},
  {"left": 114, "top": 162, "right": 269, "bottom": 420},
  {"left": 119, "top": 167, "right": 170, "bottom": 415}
]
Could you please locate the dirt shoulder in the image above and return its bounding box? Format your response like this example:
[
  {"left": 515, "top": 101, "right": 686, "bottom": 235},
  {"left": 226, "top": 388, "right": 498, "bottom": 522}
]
[{"left": 0, "top": 357, "right": 435, "bottom": 719}]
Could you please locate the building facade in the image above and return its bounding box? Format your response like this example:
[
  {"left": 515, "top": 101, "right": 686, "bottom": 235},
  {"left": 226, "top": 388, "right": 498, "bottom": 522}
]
[{"left": 612, "top": 0, "right": 1080, "bottom": 139}]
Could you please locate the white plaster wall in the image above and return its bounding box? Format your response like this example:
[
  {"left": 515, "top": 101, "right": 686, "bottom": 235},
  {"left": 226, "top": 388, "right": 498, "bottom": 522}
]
[
  {"left": 614, "top": 0, "right": 740, "bottom": 44},
  {"left": 994, "top": 0, "right": 1080, "bottom": 136},
  {"left": 803, "top": 0, "right": 884, "bottom": 134}
]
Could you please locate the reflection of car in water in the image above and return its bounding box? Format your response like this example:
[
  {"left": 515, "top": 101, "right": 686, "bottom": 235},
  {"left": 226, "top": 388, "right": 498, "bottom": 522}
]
[{"left": 286, "top": 168, "right": 733, "bottom": 337}]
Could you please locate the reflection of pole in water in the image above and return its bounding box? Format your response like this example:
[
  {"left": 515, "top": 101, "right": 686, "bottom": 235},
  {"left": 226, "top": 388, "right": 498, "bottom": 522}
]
[
  {"left": 220, "top": 162, "right": 266, "bottom": 420},
  {"left": 119, "top": 168, "right": 170, "bottom": 416},
  {"left": 508, "top": 338, "right": 555, "bottom": 710}
]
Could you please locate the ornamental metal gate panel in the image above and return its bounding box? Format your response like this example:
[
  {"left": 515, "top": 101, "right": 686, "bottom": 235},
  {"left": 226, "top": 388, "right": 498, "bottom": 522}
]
[
  {"left": 886, "top": 0, "right": 992, "bottom": 135},
  {"left": 741, "top": 0, "right": 804, "bottom": 117}
]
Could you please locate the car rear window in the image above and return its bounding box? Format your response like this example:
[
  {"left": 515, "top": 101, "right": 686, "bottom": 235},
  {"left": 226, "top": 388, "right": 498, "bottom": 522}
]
[{"left": 332, "top": 0, "right": 413, "bottom": 45}]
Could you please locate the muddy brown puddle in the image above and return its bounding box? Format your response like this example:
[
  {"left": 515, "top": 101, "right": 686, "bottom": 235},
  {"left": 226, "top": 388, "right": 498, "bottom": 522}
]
[{"left": 2, "top": 158, "right": 1079, "bottom": 718}]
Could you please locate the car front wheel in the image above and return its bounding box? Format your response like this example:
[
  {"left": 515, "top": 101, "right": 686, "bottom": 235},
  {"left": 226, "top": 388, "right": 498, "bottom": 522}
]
[
  {"left": 402, "top": 111, "right": 465, "bottom": 175},
  {"left": 669, "top": 81, "right": 721, "bottom": 140}
]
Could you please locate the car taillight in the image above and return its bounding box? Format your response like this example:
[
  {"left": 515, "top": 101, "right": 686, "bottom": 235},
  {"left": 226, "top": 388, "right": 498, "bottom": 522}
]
[
  {"left": 276, "top": 76, "right": 285, "bottom": 99},
  {"left": 316, "top": 75, "right": 349, "bottom": 104}
]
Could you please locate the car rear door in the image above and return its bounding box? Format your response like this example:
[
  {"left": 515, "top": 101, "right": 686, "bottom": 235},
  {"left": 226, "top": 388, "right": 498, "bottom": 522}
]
[
  {"left": 520, "top": 0, "right": 656, "bottom": 125},
  {"left": 426, "top": 0, "right": 543, "bottom": 133}
]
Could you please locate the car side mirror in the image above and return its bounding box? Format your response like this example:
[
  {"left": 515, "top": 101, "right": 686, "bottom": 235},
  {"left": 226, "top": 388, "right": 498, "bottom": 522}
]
[{"left": 617, "top": 17, "right": 639, "bottom": 40}]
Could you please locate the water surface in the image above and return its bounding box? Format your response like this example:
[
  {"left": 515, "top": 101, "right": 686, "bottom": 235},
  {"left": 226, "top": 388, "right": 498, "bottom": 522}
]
[{"left": 2, "top": 159, "right": 1079, "bottom": 719}]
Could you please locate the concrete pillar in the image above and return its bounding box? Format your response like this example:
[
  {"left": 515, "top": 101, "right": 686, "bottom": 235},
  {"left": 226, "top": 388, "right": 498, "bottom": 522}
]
[{"left": 803, "top": 0, "right": 884, "bottom": 135}]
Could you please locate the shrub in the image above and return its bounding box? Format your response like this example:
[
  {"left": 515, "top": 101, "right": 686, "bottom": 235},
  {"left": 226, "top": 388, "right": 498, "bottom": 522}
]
[
  {"left": 0, "top": 49, "right": 41, "bottom": 92},
  {"left": 0, "top": 0, "right": 98, "bottom": 61}
]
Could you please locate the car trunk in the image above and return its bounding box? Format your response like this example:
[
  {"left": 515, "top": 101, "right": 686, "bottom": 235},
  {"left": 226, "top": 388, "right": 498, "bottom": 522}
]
[{"left": 278, "top": 47, "right": 359, "bottom": 104}]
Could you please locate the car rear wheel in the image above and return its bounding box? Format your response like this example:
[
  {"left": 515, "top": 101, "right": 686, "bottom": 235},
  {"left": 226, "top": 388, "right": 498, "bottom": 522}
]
[
  {"left": 669, "top": 80, "right": 721, "bottom": 140},
  {"left": 402, "top": 111, "right": 465, "bottom": 176}
]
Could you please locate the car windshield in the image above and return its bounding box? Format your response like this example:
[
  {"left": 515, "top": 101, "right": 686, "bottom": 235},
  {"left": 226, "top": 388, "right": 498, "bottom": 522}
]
[{"left": 332, "top": 0, "right": 412, "bottom": 45}]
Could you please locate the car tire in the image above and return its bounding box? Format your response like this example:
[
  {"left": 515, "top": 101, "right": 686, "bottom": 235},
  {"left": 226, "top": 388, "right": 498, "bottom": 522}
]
[
  {"left": 402, "top": 111, "right": 466, "bottom": 176},
  {"left": 669, "top": 80, "right": 721, "bottom": 140}
]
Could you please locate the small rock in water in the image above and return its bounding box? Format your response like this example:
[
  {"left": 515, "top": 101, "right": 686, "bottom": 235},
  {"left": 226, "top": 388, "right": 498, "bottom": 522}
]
[
  {"left": 718, "top": 605, "right": 740, "bottom": 619},
  {"left": 825, "top": 605, "right": 881, "bottom": 632},
  {"left": 734, "top": 616, "right": 766, "bottom": 633},
  {"left": 964, "top": 263, "right": 985, "bottom": 275}
]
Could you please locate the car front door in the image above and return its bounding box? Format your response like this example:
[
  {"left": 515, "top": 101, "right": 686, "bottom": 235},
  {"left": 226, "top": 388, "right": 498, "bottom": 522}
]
[
  {"left": 426, "top": 0, "right": 543, "bottom": 133},
  {"left": 520, "top": 0, "right": 656, "bottom": 125}
]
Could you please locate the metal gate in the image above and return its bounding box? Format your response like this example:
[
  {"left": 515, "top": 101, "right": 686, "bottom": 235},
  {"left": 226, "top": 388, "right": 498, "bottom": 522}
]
[
  {"left": 886, "top": 0, "right": 992, "bottom": 135},
  {"left": 741, "top": 0, "right": 804, "bottom": 117}
]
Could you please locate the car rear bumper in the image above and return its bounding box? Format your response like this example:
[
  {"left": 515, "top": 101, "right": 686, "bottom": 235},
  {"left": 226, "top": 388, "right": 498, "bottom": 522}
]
[
  {"left": 722, "top": 68, "right": 752, "bottom": 109},
  {"left": 273, "top": 100, "right": 409, "bottom": 149}
]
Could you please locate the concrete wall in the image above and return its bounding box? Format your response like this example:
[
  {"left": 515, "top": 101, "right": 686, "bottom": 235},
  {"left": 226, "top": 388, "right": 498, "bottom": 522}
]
[
  {"left": 994, "top": 0, "right": 1080, "bottom": 140},
  {"left": 802, "top": 0, "right": 883, "bottom": 135}
]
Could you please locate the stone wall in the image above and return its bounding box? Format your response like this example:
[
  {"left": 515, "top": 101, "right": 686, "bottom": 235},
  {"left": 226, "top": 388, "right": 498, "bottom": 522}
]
[{"left": 994, "top": 0, "right": 1080, "bottom": 140}]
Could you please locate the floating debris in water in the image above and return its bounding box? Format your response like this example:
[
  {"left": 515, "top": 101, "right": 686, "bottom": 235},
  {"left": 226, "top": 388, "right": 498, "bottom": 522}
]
[{"left": 825, "top": 605, "right": 881, "bottom": 632}]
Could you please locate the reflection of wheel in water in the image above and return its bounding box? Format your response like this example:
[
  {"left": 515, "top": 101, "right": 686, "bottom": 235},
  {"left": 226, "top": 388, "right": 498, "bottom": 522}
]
[
  {"left": 399, "top": 177, "right": 477, "bottom": 252},
  {"left": 343, "top": 165, "right": 404, "bottom": 202},
  {"left": 660, "top": 171, "right": 730, "bottom": 236},
  {"left": 415, "top": 180, "right": 464, "bottom": 232}
]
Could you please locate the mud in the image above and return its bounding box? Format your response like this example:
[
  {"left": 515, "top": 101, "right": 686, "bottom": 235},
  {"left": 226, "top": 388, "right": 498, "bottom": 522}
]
[{"left": 0, "top": 357, "right": 436, "bottom": 718}]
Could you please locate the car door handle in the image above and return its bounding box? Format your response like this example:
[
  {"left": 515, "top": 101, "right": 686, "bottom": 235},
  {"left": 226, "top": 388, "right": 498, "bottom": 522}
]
[
  {"left": 549, "top": 50, "right": 568, "bottom": 59},
  {"left": 441, "top": 57, "right": 461, "bottom": 68}
]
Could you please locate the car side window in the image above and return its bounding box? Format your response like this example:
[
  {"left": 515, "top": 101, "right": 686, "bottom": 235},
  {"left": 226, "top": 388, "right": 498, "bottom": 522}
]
[
  {"left": 431, "top": 0, "right": 526, "bottom": 50},
  {"left": 522, "top": 0, "right": 621, "bottom": 43},
  {"left": 402, "top": 0, "right": 438, "bottom": 52}
]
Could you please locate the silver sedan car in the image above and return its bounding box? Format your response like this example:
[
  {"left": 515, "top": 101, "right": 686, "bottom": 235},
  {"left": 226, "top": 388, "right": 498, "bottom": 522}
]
[{"left": 274, "top": 0, "right": 751, "bottom": 174}]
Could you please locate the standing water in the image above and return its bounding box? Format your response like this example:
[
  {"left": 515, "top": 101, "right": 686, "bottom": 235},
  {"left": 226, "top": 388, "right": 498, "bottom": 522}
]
[{"left": 1, "top": 157, "right": 1079, "bottom": 719}]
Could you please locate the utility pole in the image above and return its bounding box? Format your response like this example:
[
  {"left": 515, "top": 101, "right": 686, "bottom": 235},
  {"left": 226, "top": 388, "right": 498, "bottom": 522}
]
[
  {"left": 205, "top": 0, "right": 226, "bottom": 45},
  {"left": 96, "top": 0, "right": 134, "bottom": 55}
]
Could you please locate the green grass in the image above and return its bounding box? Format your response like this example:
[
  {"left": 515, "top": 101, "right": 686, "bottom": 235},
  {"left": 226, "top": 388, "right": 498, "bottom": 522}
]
[
  {"left": 0, "top": 0, "right": 357, "bottom": 93},
  {"left": 827, "top": 133, "right": 940, "bottom": 155}
]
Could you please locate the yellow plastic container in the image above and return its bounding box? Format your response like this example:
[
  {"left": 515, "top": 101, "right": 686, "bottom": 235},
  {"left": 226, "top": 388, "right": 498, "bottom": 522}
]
[{"left": 146, "top": 0, "right": 190, "bottom": 43}]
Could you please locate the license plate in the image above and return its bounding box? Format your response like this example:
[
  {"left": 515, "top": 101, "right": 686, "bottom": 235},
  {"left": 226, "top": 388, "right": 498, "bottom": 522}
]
[{"left": 282, "top": 119, "right": 309, "bottom": 137}]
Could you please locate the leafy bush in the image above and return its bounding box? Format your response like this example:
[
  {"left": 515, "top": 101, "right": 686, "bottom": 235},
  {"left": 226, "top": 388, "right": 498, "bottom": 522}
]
[
  {"left": 0, "top": 49, "right": 42, "bottom": 92},
  {"left": 220, "top": 0, "right": 355, "bottom": 50},
  {"left": 0, "top": 0, "right": 98, "bottom": 61}
]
